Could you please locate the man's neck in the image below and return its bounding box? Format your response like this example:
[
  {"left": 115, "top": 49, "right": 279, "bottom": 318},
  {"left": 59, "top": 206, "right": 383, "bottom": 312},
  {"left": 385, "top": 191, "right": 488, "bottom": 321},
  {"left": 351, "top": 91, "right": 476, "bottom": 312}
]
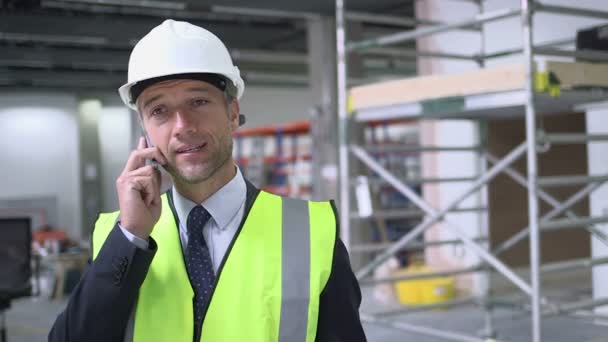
[{"left": 173, "top": 160, "right": 237, "bottom": 204}]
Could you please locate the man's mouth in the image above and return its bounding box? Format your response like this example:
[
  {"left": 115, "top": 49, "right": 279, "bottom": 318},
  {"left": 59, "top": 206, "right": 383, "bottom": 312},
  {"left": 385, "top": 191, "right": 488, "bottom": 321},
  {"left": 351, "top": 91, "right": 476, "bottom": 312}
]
[{"left": 176, "top": 143, "right": 206, "bottom": 154}]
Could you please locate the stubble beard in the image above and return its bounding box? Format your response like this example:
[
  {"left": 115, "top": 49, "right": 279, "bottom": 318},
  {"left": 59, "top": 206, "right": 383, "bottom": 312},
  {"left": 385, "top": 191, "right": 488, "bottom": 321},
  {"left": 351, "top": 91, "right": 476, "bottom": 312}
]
[{"left": 167, "top": 136, "right": 233, "bottom": 186}]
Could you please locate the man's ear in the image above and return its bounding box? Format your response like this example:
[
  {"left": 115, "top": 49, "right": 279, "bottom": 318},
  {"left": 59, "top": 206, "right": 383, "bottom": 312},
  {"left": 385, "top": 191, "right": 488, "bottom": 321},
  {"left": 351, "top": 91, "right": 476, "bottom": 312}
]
[{"left": 229, "top": 100, "right": 240, "bottom": 130}]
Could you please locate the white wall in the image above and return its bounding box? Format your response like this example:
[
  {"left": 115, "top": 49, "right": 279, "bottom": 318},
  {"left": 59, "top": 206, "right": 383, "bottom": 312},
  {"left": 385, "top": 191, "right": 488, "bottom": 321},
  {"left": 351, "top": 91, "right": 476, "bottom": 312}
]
[
  {"left": 0, "top": 93, "right": 81, "bottom": 239},
  {"left": 238, "top": 86, "right": 316, "bottom": 127},
  {"left": 586, "top": 106, "right": 608, "bottom": 315}
]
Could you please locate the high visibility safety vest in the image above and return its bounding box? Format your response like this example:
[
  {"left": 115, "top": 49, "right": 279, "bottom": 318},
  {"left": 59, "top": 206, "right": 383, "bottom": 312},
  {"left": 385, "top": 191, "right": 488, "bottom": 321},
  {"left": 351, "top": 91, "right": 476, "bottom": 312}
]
[{"left": 92, "top": 190, "right": 337, "bottom": 342}]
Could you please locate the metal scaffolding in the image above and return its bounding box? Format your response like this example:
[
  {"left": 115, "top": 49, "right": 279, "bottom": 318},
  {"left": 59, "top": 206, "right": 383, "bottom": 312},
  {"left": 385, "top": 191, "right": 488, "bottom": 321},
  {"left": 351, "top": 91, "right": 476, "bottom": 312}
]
[{"left": 335, "top": 1, "right": 608, "bottom": 341}]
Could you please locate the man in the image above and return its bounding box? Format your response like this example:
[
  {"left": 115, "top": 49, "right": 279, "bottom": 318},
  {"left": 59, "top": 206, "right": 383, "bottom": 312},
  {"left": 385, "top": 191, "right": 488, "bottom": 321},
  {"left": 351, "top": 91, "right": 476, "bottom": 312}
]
[{"left": 49, "top": 19, "right": 366, "bottom": 342}]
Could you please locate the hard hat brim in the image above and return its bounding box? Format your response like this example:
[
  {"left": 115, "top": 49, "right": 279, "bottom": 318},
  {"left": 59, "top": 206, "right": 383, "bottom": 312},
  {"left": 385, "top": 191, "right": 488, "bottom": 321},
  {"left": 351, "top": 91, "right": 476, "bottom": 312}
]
[{"left": 119, "top": 70, "right": 244, "bottom": 111}]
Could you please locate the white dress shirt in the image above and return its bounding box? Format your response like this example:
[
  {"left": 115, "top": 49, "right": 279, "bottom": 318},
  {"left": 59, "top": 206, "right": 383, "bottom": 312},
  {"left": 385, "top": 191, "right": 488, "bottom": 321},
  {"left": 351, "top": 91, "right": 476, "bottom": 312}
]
[{"left": 120, "top": 167, "right": 247, "bottom": 273}]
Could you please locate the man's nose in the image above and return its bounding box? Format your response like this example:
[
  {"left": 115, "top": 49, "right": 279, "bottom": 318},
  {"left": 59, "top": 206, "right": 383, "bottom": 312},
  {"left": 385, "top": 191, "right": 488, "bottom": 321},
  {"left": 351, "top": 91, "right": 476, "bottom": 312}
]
[{"left": 174, "top": 108, "right": 196, "bottom": 131}]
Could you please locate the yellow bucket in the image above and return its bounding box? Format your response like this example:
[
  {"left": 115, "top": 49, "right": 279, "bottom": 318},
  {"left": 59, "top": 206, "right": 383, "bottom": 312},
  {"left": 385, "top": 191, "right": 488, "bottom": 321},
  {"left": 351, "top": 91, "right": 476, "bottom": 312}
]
[{"left": 393, "top": 264, "right": 455, "bottom": 306}]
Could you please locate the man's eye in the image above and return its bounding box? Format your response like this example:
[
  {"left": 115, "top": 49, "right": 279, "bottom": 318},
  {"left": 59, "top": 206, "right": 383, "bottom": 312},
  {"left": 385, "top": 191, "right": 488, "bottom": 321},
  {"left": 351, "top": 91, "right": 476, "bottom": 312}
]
[
  {"left": 150, "top": 107, "right": 167, "bottom": 117},
  {"left": 192, "top": 99, "right": 209, "bottom": 107}
]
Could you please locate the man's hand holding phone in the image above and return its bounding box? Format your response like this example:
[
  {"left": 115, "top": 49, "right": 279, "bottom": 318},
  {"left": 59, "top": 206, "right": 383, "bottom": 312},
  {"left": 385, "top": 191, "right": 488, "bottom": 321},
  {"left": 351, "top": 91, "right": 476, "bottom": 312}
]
[{"left": 116, "top": 137, "right": 167, "bottom": 240}]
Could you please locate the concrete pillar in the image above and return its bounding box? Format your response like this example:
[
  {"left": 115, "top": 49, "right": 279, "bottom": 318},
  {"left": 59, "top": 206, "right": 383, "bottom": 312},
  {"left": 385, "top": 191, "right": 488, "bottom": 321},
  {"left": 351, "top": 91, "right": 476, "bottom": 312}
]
[
  {"left": 78, "top": 99, "right": 104, "bottom": 237},
  {"left": 307, "top": 16, "right": 365, "bottom": 200},
  {"left": 307, "top": 16, "right": 338, "bottom": 201},
  {"left": 307, "top": 16, "right": 367, "bottom": 267},
  {"left": 98, "top": 106, "right": 133, "bottom": 212},
  {"left": 416, "top": 0, "right": 485, "bottom": 295}
]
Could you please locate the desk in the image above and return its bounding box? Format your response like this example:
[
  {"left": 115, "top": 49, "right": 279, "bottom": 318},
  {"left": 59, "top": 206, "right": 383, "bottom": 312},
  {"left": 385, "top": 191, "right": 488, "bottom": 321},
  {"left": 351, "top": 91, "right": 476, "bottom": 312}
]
[{"left": 42, "top": 251, "right": 89, "bottom": 300}]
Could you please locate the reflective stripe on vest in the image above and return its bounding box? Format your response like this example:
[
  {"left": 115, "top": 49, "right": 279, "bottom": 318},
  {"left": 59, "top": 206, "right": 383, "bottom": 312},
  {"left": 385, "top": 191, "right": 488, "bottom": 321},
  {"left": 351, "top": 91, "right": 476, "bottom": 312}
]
[
  {"left": 92, "top": 191, "right": 336, "bottom": 342},
  {"left": 280, "top": 197, "right": 309, "bottom": 341}
]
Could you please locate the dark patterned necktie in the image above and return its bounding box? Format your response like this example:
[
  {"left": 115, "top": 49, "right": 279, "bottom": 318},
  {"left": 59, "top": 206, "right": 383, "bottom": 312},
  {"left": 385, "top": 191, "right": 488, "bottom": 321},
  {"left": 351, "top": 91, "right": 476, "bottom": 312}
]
[{"left": 186, "top": 205, "right": 216, "bottom": 336}]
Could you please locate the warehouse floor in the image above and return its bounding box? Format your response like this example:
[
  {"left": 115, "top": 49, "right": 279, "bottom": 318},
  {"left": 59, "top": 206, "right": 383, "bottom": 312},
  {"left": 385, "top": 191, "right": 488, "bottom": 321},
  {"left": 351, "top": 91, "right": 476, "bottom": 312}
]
[
  {"left": 5, "top": 288, "right": 608, "bottom": 342},
  {"left": 361, "top": 297, "right": 608, "bottom": 342}
]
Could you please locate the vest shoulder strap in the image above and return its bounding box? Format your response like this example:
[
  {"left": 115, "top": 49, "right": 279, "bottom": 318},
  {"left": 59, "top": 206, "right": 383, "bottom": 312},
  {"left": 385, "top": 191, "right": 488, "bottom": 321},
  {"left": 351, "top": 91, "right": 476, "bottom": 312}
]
[{"left": 91, "top": 210, "right": 120, "bottom": 259}]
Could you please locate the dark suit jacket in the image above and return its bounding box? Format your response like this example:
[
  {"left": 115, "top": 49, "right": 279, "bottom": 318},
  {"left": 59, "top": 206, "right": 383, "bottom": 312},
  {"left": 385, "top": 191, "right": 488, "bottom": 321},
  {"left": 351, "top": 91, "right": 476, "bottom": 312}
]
[{"left": 49, "top": 181, "right": 366, "bottom": 342}]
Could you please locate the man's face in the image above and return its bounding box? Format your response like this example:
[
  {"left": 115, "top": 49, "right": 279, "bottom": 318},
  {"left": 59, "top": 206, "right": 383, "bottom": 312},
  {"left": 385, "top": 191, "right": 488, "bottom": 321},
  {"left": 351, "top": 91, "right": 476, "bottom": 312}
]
[{"left": 137, "top": 79, "right": 240, "bottom": 185}]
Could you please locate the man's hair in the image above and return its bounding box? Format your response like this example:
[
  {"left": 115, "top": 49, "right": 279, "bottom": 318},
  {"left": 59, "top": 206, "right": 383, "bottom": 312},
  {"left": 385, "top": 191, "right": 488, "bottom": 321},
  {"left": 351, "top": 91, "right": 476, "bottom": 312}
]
[{"left": 224, "top": 82, "right": 238, "bottom": 104}]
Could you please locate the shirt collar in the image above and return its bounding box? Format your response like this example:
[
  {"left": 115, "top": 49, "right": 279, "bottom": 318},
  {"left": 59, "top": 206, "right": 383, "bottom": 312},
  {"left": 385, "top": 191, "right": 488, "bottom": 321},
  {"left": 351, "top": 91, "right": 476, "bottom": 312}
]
[{"left": 172, "top": 166, "right": 246, "bottom": 231}]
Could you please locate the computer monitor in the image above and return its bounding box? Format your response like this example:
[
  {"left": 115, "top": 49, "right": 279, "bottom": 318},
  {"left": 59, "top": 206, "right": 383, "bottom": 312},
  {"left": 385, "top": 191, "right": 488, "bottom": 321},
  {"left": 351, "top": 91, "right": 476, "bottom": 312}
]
[{"left": 0, "top": 218, "right": 32, "bottom": 301}]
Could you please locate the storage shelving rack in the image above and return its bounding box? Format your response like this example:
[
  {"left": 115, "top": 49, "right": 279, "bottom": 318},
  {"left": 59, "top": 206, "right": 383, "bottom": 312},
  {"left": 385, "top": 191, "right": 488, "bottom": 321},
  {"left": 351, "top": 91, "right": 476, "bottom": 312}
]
[
  {"left": 352, "top": 119, "right": 426, "bottom": 266},
  {"left": 234, "top": 120, "right": 313, "bottom": 199},
  {"left": 335, "top": 1, "right": 608, "bottom": 341}
]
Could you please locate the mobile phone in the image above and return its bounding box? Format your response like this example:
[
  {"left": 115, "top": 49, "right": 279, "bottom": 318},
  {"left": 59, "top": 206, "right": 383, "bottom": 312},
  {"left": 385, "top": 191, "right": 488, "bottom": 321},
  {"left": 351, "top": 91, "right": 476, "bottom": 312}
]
[
  {"left": 136, "top": 114, "right": 164, "bottom": 170},
  {"left": 143, "top": 134, "right": 162, "bottom": 169}
]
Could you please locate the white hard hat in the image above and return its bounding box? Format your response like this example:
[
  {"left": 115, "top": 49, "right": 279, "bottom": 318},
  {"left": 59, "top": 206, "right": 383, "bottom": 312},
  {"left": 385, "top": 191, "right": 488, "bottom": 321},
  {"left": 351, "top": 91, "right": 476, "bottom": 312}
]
[{"left": 118, "top": 19, "right": 245, "bottom": 111}]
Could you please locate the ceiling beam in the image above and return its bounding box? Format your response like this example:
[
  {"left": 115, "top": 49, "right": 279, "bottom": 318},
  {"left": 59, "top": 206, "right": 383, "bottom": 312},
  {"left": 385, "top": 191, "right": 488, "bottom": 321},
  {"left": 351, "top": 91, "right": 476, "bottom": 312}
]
[
  {"left": 0, "top": 69, "right": 123, "bottom": 88},
  {"left": 40, "top": 0, "right": 291, "bottom": 26},
  {"left": 0, "top": 44, "right": 308, "bottom": 70},
  {"left": 0, "top": 45, "right": 128, "bottom": 71},
  {"left": 0, "top": 68, "right": 312, "bottom": 89},
  {"left": 0, "top": 11, "right": 300, "bottom": 51}
]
